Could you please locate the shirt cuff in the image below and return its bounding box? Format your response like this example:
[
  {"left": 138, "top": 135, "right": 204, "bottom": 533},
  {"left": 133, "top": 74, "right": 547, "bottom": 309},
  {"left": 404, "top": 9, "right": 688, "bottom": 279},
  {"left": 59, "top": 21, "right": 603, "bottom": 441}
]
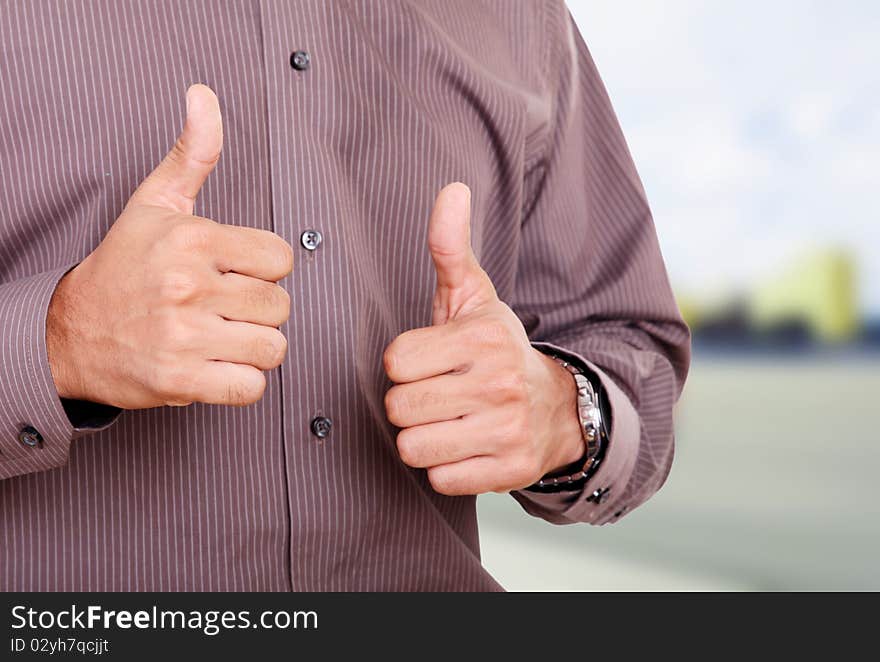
[
  {"left": 0, "top": 266, "right": 119, "bottom": 480},
  {"left": 512, "top": 341, "right": 641, "bottom": 525}
]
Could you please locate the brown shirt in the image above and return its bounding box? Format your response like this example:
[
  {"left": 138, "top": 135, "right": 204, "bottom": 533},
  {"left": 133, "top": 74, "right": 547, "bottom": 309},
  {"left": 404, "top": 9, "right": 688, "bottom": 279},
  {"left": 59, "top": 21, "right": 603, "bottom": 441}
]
[{"left": 0, "top": 0, "right": 689, "bottom": 591}]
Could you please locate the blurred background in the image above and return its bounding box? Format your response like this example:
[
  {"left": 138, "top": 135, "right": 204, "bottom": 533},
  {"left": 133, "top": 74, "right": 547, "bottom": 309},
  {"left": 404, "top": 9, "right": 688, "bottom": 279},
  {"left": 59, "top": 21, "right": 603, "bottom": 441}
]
[{"left": 478, "top": 0, "right": 880, "bottom": 590}]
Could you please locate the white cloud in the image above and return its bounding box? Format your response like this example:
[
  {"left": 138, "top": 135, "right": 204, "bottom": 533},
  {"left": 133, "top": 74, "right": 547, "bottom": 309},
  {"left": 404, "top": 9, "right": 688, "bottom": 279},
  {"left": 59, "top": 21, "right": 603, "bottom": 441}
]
[{"left": 568, "top": 0, "right": 880, "bottom": 315}]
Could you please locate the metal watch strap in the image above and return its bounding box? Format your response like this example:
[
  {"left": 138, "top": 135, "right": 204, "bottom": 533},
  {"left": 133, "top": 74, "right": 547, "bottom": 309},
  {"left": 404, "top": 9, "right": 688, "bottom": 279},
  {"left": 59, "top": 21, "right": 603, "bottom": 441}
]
[{"left": 527, "top": 355, "right": 608, "bottom": 493}]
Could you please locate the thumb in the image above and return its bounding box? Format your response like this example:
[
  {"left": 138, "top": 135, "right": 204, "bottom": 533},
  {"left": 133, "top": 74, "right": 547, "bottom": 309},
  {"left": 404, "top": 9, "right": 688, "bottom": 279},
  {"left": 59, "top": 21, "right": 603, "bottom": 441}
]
[
  {"left": 131, "top": 84, "right": 223, "bottom": 214},
  {"left": 428, "top": 182, "right": 496, "bottom": 324}
]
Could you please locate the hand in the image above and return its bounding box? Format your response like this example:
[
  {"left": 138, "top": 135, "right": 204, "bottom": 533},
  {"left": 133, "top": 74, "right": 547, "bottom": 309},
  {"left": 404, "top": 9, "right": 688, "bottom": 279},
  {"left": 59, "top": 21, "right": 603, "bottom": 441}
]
[
  {"left": 383, "top": 183, "right": 585, "bottom": 496},
  {"left": 46, "top": 85, "right": 294, "bottom": 409}
]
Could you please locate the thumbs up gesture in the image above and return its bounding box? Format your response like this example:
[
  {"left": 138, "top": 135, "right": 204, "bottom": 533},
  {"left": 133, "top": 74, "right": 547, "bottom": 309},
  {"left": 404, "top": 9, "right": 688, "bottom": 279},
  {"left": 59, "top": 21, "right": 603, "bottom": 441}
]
[
  {"left": 46, "top": 85, "right": 294, "bottom": 409},
  {"left": 383, "top": 184, "right": 586, "bottom": 496}
]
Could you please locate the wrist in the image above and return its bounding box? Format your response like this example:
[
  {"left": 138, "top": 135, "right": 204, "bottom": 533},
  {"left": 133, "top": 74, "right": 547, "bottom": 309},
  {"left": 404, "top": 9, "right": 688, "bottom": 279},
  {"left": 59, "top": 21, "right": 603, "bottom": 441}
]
[
  {"left": 536, "top": 350, "right": 586, "bottom": 474},
  {"left": 46, "top": 267, "right": 88, "bottom": 400}
]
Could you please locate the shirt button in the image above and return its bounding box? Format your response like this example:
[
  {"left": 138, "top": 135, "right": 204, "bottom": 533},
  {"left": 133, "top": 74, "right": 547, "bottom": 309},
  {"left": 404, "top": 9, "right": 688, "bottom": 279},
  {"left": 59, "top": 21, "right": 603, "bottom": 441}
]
[
  {"left": 310, "top": 416, "right": 332, "bottom": 439},
  {"left": 18, "top": 426, "right": 43, "bottom": 448},
  {"left": 300, "top": 229, "right": 323, "bottom": 251},
  {"left": 587, "top": 487, "right": 610, "bottom": 504},
  {"left": 290, "top": 50, "right": 310, "bottom": 71}
]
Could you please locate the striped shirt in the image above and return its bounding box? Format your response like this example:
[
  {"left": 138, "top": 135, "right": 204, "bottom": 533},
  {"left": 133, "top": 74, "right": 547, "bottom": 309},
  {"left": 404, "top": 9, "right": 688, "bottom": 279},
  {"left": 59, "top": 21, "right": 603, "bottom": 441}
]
[{"left": 0, "top": 0, "right": 690, "bottom": 591}]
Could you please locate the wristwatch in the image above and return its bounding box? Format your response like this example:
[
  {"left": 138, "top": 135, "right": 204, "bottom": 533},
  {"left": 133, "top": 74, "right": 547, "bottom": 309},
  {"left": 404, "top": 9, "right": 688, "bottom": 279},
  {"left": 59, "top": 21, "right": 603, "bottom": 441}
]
[{"left": 525, "top": 353, "right": 611, "bottom": 494}]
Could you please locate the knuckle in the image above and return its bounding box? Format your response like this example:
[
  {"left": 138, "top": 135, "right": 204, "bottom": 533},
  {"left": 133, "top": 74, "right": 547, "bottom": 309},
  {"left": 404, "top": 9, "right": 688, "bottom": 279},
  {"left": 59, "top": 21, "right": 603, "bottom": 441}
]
[
  {"left": 157, "top": 268, "right": 201, "bottom": 304},
  {"left": 384, "top": 388, "right": 406, "bottom": 427},
  {"left": 489, "top": 368, "right": 528, "bottom": 403},
  {"left": 181, "top": 138, "right": 221, "bottom": 170},
  {"left": 170, "top": 323, "right": 197, "bottom": 353},
  {"left": 168, "top": 139, "right": 189, "bottom": 168},
  {"left": 383, "top": 342, "right": 401, "bottom": 381},
  {"left": 155, "top": 314, "right": 195, "bottom": 352},
  {"left": 511, "top": 409, "right": 530, "bottom": 440},
  {"left": 427, "top": 468, "right": 455, "bottom": 496},
  {"left": 416, "top": 388, "right": 439, "bottom": 410},
  {"left": 159, "top": 136, "right": 219, "bottom": 186},
  {"left": 272, "top": 287, "right": 292, "bottom": 325},
  {"left": 253, "top": 331, "right": 287, "bottom": 368},
  {"left": 226, "top": 371, "right": 266, "bottom": 406},
  {"left": 273, "top": 331, "right": 289, "bottom": 362},
  {"left": 396, "top": 430, "right": 418, "bottom": 466},
  {"left": 153, "top": 365, "right": 195, "bottom": 401},
  {"left": 245, "top": 281, "right": 271, "bottom": 309},
  {"left": 498, "top": 419, "right": 525, "bottom": 450},
  {"left": 253, "top": 230, "right": 294, "bottom": 278},
  {"left": 274, "top": 238, "right": 295, "bottom": 276}
]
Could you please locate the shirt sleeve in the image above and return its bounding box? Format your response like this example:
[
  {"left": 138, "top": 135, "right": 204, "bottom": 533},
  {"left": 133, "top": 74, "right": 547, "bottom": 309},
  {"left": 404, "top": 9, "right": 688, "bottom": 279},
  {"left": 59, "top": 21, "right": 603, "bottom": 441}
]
[
  {"left": 508, "top": 4, "right": 691, "bottom": 526},
  {"left": 0, "top": 266, "right": 119, "bottom": 480}
]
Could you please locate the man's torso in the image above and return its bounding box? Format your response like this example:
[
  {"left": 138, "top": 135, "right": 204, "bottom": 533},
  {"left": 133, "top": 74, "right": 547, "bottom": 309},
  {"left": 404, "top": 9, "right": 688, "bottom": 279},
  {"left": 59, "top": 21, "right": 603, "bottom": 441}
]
[{"left": 0, "top": 0, "right": 557, "bottom": 590}]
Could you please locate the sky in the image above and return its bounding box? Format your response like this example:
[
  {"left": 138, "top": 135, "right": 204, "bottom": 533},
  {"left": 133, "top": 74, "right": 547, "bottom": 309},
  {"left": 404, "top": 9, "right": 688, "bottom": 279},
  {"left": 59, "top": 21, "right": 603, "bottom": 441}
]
[{"left": 567, "top": 0, "right": 880, "bottom": 316}]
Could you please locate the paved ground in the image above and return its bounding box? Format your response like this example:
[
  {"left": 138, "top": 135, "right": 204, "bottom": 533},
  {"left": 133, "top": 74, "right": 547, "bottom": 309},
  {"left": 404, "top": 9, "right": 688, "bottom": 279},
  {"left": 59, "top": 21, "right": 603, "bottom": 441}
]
[{"left": 478, "top": 351, "right": 880, "bottom": 591}]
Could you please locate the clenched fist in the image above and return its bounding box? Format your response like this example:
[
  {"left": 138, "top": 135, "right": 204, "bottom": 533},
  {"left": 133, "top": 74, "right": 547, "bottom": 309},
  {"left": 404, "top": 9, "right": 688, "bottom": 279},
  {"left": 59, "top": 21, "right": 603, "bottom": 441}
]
[
  {"left": 47, "top": 85, "right": 294, "bottom": 409},
  {"left": 384, "top": 183, "right": 586, "bottom": 496}
]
